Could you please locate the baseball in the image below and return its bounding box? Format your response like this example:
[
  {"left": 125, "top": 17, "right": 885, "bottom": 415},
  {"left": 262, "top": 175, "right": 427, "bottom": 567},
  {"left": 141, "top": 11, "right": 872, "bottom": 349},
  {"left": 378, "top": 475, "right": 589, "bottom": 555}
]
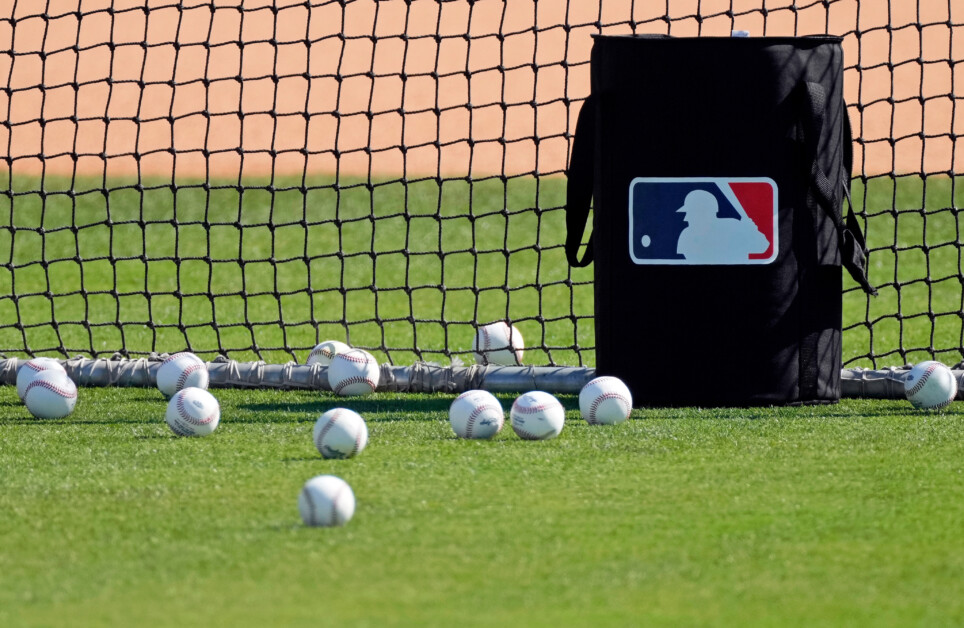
[
  {"left": 327, "top": 349, "right": 380, "bottom": 396},
  {"left": 472, "top": 321, "right": 524, "bottom": 366},
  {"left": 165, "top": 387, "right": 220, "bottom": 437},
  {"left": 579, "top": 376, "right": 633, "bottom": 425},
  {"left": 449, "top": 389, "right": 505, "bottom": 439},
  {"left": 313, "top": 408, "right": 369, "bottom": 459},
  {"left": 510, "top": 391, "right": 565, "bottom": 441},
  {"left": 904, "top": 360, "right": 958, "bottom": 410},
  {"left": 23, "top": 370, "right": 78, "bottom": 419},
  {"left": 306, "top": 340, "right": 351, "bottom": 366},
  {"left": 17, "top": 357, "right": 67, "bottom": 401},
  {"left": 156, "top": 352, "right": 209, "bottom": 398},
  {"left": 298, "top": 474, "right": 355, "bottom": 527}
]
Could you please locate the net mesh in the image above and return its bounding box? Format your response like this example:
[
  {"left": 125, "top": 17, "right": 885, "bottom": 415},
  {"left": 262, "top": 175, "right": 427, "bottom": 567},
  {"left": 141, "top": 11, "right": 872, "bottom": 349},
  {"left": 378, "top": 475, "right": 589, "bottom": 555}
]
[{"left": 0, "top": 0, "right": 961, "bottom": 368}]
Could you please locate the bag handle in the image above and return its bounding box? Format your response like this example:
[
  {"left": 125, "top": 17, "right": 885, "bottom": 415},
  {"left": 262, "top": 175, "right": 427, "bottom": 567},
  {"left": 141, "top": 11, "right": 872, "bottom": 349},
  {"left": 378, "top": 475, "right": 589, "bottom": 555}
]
[
  {"left": 801, "top": 82, "right": 878, "bottom": 295},
  {"left": 566, "top": 85, "right": 878, "bottom": 296},
  {"left": 840, "top": 113, "right": 878, "bottom": 296},
  {"left": 565, "top": 95, "right": 595, "bottom": 267}
]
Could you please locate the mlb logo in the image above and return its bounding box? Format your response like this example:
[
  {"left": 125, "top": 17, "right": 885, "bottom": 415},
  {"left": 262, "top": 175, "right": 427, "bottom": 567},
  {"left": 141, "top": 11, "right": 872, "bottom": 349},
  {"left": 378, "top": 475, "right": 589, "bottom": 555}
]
[{"left": 628, "top": 177, "right": 778, "bottom": 265}]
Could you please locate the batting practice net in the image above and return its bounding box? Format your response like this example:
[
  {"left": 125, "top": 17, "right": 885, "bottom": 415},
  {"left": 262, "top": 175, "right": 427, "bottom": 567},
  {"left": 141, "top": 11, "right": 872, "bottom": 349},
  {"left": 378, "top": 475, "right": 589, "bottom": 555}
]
[{"left": 1, "top": 0, "right": 962, "bottom": 380}]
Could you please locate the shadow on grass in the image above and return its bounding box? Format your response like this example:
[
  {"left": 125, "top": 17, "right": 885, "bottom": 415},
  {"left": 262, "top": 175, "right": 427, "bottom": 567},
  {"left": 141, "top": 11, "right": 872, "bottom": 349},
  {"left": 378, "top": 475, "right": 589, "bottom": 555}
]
[
  {"left": 634, "top": 403, "right": 964, "bottom": 421},
  {"left": 132, "top": 431, "right": 176, "bottom": 440},
  {"left": 237, "top": 396, "right": 458, "bottom": 419},
  {"left": 237, "top": 393, "right": 580, "bottom": 418},
  {"left": 3, "top": 397, "right": 946, "bottom": 427},
  {"left": 281, "top": 456, "right": 322, "bottom": 463},
  {"left": 0, "top": 415, "right": 176, "bottom": 427},
  {"left": 69, "top": 389, "right": 172, "bottom": 403},
  {"left": 118, "top": 393, "right": 172, "bottom": 403}
]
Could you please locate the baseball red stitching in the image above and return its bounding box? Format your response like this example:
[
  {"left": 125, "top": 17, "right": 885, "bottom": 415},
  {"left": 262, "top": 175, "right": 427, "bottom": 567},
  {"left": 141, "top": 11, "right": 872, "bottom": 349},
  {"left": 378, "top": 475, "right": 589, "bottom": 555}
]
[
  {"left": 456, "top": 392, "right": 502, "bottom": 438},
  {"left": 317, "top": 410, "right": 356, "bottom": 457},
  {"left": 162, "top": 352, "right": 188, "bottom": 365},
  {"left": 176, "top": 362, "right": 204, "bottom": 390},
  {"left": 464, "top": 405, "right": 491, "bottom": 438},
  {"left": 301, "top": 486, "right": 318, "bottom": 526},
  {"left": 906, "top": 363, "right": 939, "bottom": 398},
  {"left": 477, "top": 325, "right": 498, "bottom": 364},
  {"left": 25, "top": 379, "right": 77, "bottom": 399},
  {"left": 512, "top": 402, "right": 558, "bottom": 415},
  {"left": 504, "top": 322, "right": 523, "bottom": 363},
  {"left": 482, "top": 326, "right": 492, "bottom": 352},
  {"left": 316, "top": 410, "right": 340, "bottom": 452},
  {"left": 176, "top": 394, "right": 217, "bottom": 426},
  {"left": 512, "top": 423, "right": 543, "bottom": 440},
  {"left": 478, "top": 323, "right": 521, "bottom": 363},
  {"left": 25, "top": 360, "right": 58, "bottom": 374},
  {"left": 339, "top": 351, "right": 372, "bottom": 364},
  {"left": 308, "top": 346, "right": 335, "bottom": 363},
  {"left": 466, "top": 406, "right": 484, "bottom": 438},
  {"left": 334, "top": 376, "right": 376, "bottom": 395},
  {"left": 588, "top": 392, "right": 631, "bottom": 425}
]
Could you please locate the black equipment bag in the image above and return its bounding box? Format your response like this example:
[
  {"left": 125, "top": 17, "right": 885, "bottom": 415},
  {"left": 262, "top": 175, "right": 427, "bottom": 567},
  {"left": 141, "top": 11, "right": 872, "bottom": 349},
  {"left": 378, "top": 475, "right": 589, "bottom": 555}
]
[{"left": 566, "top": 34, "right": 877, "bottom": 407}]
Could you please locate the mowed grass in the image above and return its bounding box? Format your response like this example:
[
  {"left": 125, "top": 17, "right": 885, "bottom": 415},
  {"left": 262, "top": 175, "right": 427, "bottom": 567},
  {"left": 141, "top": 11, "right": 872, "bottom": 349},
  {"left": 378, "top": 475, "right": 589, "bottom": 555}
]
[
  {"left": 2, "top": 386, "right": 964, "bottom": 626},
  {"left": 847, "top": 175, "right": 964, "bottom": 367},
  {"left": 2, "top": 174, "right": 964, "bottom": 625},
  {"left": 0, "top": 174, "right": 595, "bottom": 366},
  {"left": 1, "top": 173, "right": 963, "bottom": 368}
]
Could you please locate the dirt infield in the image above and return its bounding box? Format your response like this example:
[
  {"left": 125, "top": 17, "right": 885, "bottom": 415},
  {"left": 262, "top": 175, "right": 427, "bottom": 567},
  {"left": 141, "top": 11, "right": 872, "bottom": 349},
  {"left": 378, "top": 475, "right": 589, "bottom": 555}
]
[{"left": 0, "top": 0, "right": 960, "bottom": 178}]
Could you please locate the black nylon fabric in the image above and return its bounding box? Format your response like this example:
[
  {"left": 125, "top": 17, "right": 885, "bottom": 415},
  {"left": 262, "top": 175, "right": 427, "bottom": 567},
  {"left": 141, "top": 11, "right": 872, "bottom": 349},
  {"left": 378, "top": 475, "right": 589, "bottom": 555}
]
[{"left": 566, "top": 34, "right": 871, "bottom": 407}]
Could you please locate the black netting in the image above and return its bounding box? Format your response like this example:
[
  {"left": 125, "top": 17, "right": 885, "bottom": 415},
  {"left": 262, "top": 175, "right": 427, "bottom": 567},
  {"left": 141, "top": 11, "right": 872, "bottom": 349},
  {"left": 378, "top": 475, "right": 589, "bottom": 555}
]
[{"left": 0, "top": 1, "right": 961, "bottom": 368}]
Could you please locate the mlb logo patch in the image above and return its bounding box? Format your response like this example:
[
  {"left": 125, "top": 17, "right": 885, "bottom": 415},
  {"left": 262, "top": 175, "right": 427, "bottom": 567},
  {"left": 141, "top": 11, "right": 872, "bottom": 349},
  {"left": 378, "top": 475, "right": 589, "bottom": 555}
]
[{"left": 628, "top": 177, "right": 778, "bottom": 265}]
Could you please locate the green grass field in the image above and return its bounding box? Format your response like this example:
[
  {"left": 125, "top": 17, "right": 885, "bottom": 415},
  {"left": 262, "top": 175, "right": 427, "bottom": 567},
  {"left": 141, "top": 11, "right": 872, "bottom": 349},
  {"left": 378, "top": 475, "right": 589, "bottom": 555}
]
[
  {"left": 0, "top": 173, "right": 595, "bottom": 366},
  {"left": 2, "top": 173, "right": 963, "bottom": 367},
  {"left": 2, "top": 174, "right": 964, "bottom": 625},
  {"left": 2, "top": 387, "right": 964, "bottom": 626}
]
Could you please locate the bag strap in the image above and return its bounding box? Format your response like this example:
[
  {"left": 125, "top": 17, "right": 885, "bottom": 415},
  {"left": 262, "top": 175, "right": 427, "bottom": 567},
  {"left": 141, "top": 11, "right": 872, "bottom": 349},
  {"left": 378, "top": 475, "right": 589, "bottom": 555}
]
[
  {"left": 565, "top": 95, "right": 595, "bottom": 267},
  {"left": 567, "top": 85, "right": 878, "bottom": 296},
  {"left": 801, "top": 82, "right": 878, "bottom": 295},
  {"left": 839, "top": 113, "right": 878, "bottom": 295}
]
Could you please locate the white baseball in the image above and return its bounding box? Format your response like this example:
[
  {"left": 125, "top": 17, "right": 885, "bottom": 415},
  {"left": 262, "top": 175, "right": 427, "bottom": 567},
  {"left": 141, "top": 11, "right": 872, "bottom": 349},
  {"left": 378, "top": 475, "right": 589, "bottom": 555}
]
[
  {"left": 23, "top": 370, "right": 78, "bottom": 419},
  {"left": 510, "top": 391, "right": 565, "bottom": 441},
  {"left": 165, "top": 387, "right": 220, "bottom": 437},
  {"left": 313, "top": 408, "right": 369, "bottom": 459},
  {"left": 328, "top": 349, "right": 380, "bottom": 396},
  {"left": 298, "top": 475, "right": 355, "bottom": 527},
  {"left": 579, "top": 376, "right": 633, "bottom": 425},
  {"left": 306, "top": 340, "right": 351, "bottom": 366},
  {"left": 157, "top": 352, "right": 209, "bottom": 398},
  {"left": 16, "top": 357, "right": 67, "bottom": 401},
  {"left": 449, "top": 390, "right": 505, "bottom": 439},
  {"left": 472, "top": 321, "right": 524, "bottom": 366},
  {"left": 904, "top": 360, "right": 958, "bottom": 410}
]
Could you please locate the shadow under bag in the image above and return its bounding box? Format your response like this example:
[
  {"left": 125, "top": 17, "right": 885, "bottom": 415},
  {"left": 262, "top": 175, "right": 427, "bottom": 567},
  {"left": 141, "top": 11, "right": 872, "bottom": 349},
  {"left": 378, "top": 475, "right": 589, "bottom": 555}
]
[{"left": 566, "top": 34, "right": 877, "bottom": 407}]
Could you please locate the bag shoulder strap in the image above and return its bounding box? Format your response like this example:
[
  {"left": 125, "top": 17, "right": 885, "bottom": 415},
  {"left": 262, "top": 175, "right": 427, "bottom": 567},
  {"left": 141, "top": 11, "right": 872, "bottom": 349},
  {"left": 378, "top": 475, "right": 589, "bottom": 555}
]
[
  {"left": 565, "top": 95, "right": 595, "bottom": 267},
  {"left": 566, "top": 84, "right": 878, "bottom": 296},
  {"left": 802, "top": 82, "right": 877, "bottom": 295},
  {"left": 839, "top": 111, "right": 878, "bottom": 296}
]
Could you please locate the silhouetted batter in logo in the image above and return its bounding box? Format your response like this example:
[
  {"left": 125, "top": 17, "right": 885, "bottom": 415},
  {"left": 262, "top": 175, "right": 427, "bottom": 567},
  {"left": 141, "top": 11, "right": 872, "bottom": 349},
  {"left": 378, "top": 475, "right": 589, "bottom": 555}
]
[{"left": 674, "top": 190, "right": 770, "bottom": 264}]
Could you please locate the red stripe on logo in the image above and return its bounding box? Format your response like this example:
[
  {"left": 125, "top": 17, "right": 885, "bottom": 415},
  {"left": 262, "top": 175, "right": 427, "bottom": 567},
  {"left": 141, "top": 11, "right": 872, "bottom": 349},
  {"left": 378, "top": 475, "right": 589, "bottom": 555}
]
[{"left": 730, "top": 182, "right": 774, "bottom": 260}]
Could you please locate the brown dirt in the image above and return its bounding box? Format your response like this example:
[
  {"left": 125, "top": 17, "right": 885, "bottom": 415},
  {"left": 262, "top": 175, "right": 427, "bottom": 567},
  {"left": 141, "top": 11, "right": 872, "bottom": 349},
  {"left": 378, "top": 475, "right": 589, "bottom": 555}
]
[{"left": 0, "top": 0, "right": 959, "bottom": 178}]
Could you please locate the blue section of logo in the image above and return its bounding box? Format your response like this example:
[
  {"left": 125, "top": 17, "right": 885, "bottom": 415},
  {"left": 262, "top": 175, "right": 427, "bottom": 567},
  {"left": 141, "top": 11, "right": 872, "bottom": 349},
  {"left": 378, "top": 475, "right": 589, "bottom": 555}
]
[{"left": 628, "top": 177, "right": 777, "bottom": 266}]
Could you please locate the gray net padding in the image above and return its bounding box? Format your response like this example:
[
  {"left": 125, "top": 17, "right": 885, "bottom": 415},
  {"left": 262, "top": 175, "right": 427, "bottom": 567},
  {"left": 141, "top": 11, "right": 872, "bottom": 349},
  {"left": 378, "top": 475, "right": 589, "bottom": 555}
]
[
  {"left": 0, "top": 357, "right": 951, "bottom": 400},
  {"left": 0, "top": 356, "right": 595, "bottom": 394}
]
